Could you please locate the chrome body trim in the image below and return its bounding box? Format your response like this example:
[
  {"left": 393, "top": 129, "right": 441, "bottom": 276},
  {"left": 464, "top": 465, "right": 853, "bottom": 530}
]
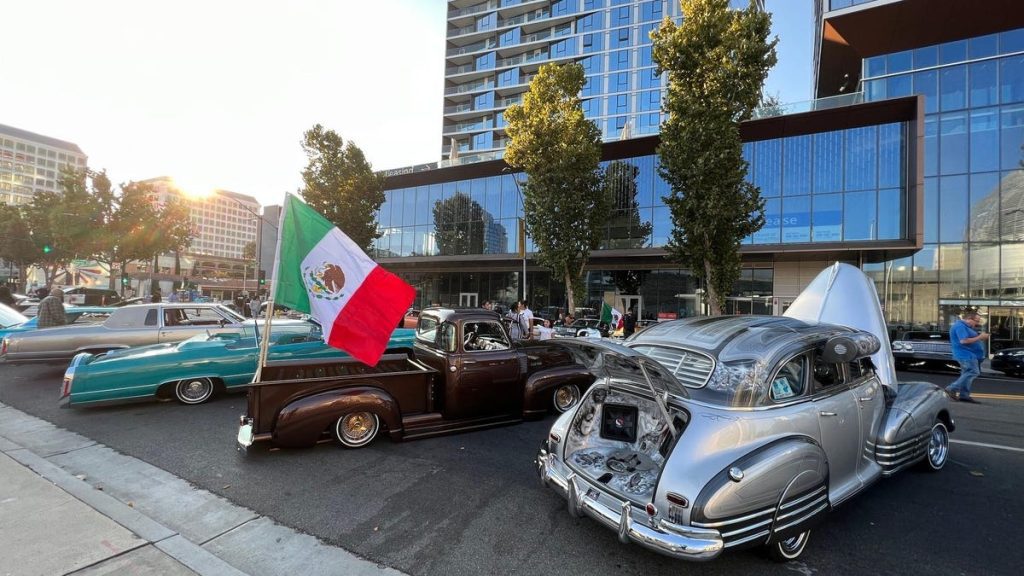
[{"left": 537, "top": 451, "right": 724, "bottom": 561}]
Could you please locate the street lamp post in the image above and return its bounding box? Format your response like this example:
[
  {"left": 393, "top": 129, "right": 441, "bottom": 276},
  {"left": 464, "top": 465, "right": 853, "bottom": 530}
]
[{"left": 503, "top": 167, "right": 527, "bottom": 302}]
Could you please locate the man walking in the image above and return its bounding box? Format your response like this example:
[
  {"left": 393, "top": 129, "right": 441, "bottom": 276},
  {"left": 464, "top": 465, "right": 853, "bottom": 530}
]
[
  {"left": 36, "top": 288, "right": 67, "bottom": 329},
  {"left": 947, "top": 311, "right": 989, "bottom": 403}
]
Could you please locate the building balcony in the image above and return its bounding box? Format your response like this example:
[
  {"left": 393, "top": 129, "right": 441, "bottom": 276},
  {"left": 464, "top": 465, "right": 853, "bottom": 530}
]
[
  {"left": 448, "top": 1, "right": 499, "bottom": 20},
  {"left": 444, "top": 79, "right": 496, "bottom": 96}
]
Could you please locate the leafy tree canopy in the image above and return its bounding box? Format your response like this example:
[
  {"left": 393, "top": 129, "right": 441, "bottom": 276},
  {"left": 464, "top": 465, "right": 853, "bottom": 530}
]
[
  {"left": 652, "top": 0, "right": 777, "bottom": 315},
  {"left": 299, "top": 124, "right": 385, "bottom": 252},
  {"left": 504, "top": 62, "right": 609, "bottom": 312}
]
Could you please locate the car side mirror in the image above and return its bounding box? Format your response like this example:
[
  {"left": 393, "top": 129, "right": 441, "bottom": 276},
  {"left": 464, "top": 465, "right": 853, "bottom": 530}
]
[{"left": 821, "top": 332, "right": 881, "bottom": 363}]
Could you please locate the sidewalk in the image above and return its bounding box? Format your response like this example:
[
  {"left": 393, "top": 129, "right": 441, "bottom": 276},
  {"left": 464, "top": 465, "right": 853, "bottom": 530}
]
[{"left": 0, "top": 402, "right": 408, "bottom": 576}]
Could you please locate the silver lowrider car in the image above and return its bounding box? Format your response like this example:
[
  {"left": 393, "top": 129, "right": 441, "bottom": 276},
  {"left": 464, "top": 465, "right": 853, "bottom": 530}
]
[
  {"left": 1, "top": 303, "right": 245, "bottom": 364},
  {"left": 536, "top": 263, "right": 953, "bottom": 562}
]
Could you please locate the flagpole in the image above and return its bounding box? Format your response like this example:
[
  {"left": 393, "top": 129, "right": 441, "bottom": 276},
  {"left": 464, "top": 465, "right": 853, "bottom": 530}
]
[{"left": 252, "top": 194, "right": 289, "bottom": 383}]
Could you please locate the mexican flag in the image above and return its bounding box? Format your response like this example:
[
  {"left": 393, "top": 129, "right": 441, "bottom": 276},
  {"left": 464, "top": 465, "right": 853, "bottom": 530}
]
[
  {"left": 271, "top": 194, "right": 414, "bottom": 366},
  {"left": 600, "top": 302, "right": 623, "bottom": 330}
]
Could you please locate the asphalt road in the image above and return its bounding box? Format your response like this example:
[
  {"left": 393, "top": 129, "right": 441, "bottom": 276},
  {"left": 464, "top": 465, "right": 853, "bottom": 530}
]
[{"left": 1, "top": 363, "right": 1022, "bottom": 576}]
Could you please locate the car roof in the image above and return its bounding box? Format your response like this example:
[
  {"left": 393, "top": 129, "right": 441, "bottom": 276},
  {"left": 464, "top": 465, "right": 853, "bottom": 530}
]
[{"left": 420, "top": 307, "right": 501, "bottom": 322}]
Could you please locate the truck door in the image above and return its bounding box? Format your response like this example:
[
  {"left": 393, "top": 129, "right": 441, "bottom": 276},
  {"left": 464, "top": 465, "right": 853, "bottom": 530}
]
[{"left": 455, "top": 320, "right": 521, "bottom": 417}]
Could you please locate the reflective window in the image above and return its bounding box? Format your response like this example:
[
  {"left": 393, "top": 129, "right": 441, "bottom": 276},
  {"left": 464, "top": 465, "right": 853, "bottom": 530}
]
[
  {"left": 939, "top": 112, "right": 968, "bottom": 175},
  {"left": 813, "top": 193, "right": 843, "bottom": 242},
  {"left": 940, "top": 175, "right": 970, "bottom": 242},
  {"left": 969, "top": 34, "right": 999, "bottom": 59},
  {"left": 1001, "top": 56, "right": 1024, "bottom": 104},
  {"left": 940, "top": 40, "right": 967, "bottom": 65},
  {"left": 877, "top": 188, "right": 903, "bottom": 240},
  {"left": 887, "top": 74, "right": 913, "bottom": 99},
  {"left": 782, "top": 195, "right": 810, "bottom": 243},
  {"left": 914, "top": 70, "right": 939, "bottom": 114},
  {"left": 970, "top": 108, "right": 1000, "bottom": 173},
  {"left": 940, "top": 65, "right": 967, "bottom": 111},
  {"left": 924, "top": 116, "right": 939, "bottom": 177},
  {"left": 752, "top": 139, "right": 781, "bottom": 198},
  {"left": 813, "top": 131, "right": 843, "bottom": 193},
  {"left": 1001, "top": 29, "right": 1024, "bottom": 54},
  {"left": 969, "top": 61, "right": 997, "bottom": 108},
  {"left": 887, "top": 50, "right": 912, "bottom": 74},
  {"left": 970, "top": 172, "right": 1001, "bottom": 242},
  {"left": 845, "top": 125, "right": 877, "bottom": 191},
  {"left": 752, "top": 198, "right": 781, "bottom": 244},
  {"left": 924, "top": 177, "right": 938, "bottom": 243},
  {"left": 939, "top": 243, "right": 968, "bottom": 299},
  {"left": 782, "top": 135, "right": 811, "bottom": 196},
  {"left": 879, "top": 123, "right": 903, "bottom": 188},
  {"left": 844, "top": 190, "right": 875, "bottom": 241},
  {"left": 1000, "top": 105, "right": 1024, "bottom": 170},
  {"left": 1002, "top": 171, "right": 1024, "bottom": 241}
]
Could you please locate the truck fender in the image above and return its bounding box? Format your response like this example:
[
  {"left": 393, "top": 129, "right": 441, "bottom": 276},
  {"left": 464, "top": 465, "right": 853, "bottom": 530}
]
[
  {"left": 690, "top": 436, "right": 829, "bottom": 549},
  {"left": 273, "top": 386, "right": 401, "bottom": 448},
  {"left": 522, "top": 365, "right": 596, "bottom": 418}
]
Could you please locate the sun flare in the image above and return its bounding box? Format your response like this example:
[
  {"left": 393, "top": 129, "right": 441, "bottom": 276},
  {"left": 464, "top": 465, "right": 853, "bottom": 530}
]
[{"left": 171, "top": 177, "right": 217, "bottom": 200}]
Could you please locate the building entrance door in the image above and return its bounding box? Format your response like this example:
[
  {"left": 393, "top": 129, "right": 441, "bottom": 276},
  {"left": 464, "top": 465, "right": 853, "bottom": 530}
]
[
  {"left": 459, "top": 292, "right": 478, "bottom": 307},
  {"left": 988, "top": 307, "right": 1024, "bottom": 353}
]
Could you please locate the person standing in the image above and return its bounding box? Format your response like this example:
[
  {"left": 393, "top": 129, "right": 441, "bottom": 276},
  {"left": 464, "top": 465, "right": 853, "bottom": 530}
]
[
  {"left": 946, "top": 311, "right": 989, "bottom": 403},
  {"left": 36, "top": 288, "right": 67, "bottom": 329},
  {"left": 150, "top": 288, "right": 162, "bottom": 303},
  {"left": 249, "top": 296, "right": 261, "bottom": 319},
  {"left": 506, "top": 301, "right": 529, "bottom": 340},
  {"left": 520, "top": 300, "right": 534, "bottom": 330},
  {"left": 0, "top": 286, "right": 16, "bottom": 307},
  {"left": 623, "top": 309, "right": 637, "bottom": 337}
]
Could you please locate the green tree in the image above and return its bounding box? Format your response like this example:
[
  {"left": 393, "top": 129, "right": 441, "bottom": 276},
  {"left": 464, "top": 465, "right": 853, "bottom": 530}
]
[
  {"left": 87, "top": 177, "right": 167, "bottom": 292},
  {"left": 0, "top": 204, "right": 36, "bottom": 287},
  {"left": 652, "top": 0, "right": 777, "bottom": 315},
  {"left": 299, "top": 124, "right": 385, "bottom": 252},
  {"left": 432, "top": 192, "right": 485, "bottom": 256},
  {"left": 21, "top": 168, "right": 99, "bottom": 288},
  {"left": 504, "top": 62, "right": 609, "bottom": 314}
]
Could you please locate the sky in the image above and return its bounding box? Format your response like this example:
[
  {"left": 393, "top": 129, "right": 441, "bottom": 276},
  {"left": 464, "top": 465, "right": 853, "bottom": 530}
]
[{"left": 1, "top": 0, "right": 813, "bottom": 208}]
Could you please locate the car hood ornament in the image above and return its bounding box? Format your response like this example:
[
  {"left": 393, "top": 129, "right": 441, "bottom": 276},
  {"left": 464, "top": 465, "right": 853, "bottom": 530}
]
[{"left": 784, "top": 262, "right": 897, "bottom": 392}]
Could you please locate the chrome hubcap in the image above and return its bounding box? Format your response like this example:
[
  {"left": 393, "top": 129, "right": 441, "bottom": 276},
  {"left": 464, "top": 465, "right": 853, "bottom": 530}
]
[{"left": 928, "top": 425, "right": 948, "bottom": 467}]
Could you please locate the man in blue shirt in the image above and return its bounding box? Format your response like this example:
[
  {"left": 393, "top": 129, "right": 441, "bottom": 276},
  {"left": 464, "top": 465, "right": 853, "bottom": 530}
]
[{"left": 946, "top": 312, "right": 989, "bottom": 403}]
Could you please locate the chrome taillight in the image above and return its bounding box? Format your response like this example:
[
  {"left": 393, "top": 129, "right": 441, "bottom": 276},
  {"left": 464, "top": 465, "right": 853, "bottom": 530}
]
[{"left": 61, "top": 376, "right": 72, "bottom": 397}]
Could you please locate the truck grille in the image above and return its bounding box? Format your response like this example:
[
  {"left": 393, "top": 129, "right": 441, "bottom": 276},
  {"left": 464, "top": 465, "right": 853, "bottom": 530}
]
[{"left": 632, "top": 346, "right": 715, "bottom": 388}]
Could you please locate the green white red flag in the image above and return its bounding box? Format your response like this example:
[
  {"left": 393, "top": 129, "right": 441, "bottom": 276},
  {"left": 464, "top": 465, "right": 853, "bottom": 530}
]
[
  {"left": 271, "top": 194, "right": 414, "bottom": 366},
  {"left": 600, "top": 302, "right": 623, "bottom": 330}
]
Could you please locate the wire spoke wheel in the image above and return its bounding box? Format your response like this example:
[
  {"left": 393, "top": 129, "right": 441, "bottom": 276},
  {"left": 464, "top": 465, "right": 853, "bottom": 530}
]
[
  {"left": 174, "top": 378, "right": 214, "bottom": 405},
  {"left": 924, "top": 421, "right": 949, "bottom": 471},
  {"left": 552, "top": 384, "right": 580, "bottom": 413},
  {"left": 767, "top": 530, "right": 810, "bottom": 562},
  {"left": 334, "top": 412, "right": 379, "bottom": 448}
]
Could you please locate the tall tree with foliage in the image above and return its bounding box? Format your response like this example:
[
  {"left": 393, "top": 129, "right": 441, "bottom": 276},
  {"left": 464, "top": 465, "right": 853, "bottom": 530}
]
[
  {"left": 652, "top": 0, "right": 777, "bottom": 315},
  {"left": 504, "top": 62, "right": 609, "bottom": 314},
  {"left": 0, "top": 204, "right": 36, "bottom": 287},
  {"left": 299, "top": 124, "right": 385, "bottom": 252}
]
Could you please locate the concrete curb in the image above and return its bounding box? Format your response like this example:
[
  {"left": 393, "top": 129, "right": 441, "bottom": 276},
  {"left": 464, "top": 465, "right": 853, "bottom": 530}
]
[{"left": 0, "top": 402, "right": 409, "bottom": 576}]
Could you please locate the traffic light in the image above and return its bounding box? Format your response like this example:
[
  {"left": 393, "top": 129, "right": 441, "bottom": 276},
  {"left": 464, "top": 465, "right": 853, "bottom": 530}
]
[
  {"left": 258, "top": 270, "right": 266, "bottom": 285},
  {"left": 122, "top": 276, "right": 130, "bottom": 286},
  {"left": 42, "top": 244, "right": 53, "bottom": 254}
]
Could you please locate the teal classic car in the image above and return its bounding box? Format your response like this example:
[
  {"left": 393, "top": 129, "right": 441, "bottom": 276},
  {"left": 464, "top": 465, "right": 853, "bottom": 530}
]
[{"left": 59, "top": 320, "right": 416, "bottom": 407}]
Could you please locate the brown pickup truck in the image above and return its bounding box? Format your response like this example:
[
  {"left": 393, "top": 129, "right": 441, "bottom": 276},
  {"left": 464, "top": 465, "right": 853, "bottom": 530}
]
[{"left": 237, "top": 308, "right": 597, "bottom": 451}]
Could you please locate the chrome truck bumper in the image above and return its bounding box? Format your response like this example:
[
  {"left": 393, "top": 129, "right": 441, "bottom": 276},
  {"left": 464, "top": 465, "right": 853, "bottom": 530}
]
[{"left": 536, "top": 445, "right": 724, "bottom": 561}]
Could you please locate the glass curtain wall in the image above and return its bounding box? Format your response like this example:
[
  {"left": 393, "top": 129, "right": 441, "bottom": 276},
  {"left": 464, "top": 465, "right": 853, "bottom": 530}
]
[{"left": 862, "top": 28, "right": 1024, "bottom": 333}]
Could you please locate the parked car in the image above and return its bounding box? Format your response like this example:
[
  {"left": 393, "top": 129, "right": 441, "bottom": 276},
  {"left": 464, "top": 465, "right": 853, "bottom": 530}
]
[
  {"left": 0, "top": 304, "right": 29, "bottom": 336},
  {"left": 60, "top": 286, "right": 122, "bottom": 306},
  {"left": 402, "top": 309, "right": 421, "bottom": 329},
  {"left": 990, "top": 347, "right": 1024, "bottom": 377},
  {"left": 892, "top": 331, "right": 956, "bottom": 371},
  {"left": 60, "top": 322, "right": 416, "bottom": 407},
  {"left": 536, "top": 263, "right": 952, "bottom": 562},
  {"left": 553, "top": 317, "right": 608, "bottom": 338},
  {"left": 1, "top": 303, "right": 245, "bottom": 364},
  {"left": 0, "top": 306, "right": 114, "bottom": 340},
  {"left": 237, "top": 307, "right": 599, "bottom": 451}
]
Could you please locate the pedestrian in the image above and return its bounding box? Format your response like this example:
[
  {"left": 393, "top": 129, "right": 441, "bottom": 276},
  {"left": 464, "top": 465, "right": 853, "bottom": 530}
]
[
  {"left": 946, "top": 311, "right": 989, "bottom": 404},
  {"left": 520, "top": 299, "right": 534, "bottom": 329},
  {"left": 36, "top": 287, "right": 67, "bottom": 329},
  {"left": 150, "top": 288, "right": 162, "bottom": 303},
  {"left": 168, "top": 290, "right": 180, "bottom": 303},
  {"left": 0, "top": 286, "right": 15, "bottom": 307},
  {"left": 506, "top": 301, "right": 530, "bottom": 340},
  {"left": 623, "top": 308, "right": 637, "bottom": 337},
  {"left": 249, "top": 297, "right": 261, "bottom": 319}
]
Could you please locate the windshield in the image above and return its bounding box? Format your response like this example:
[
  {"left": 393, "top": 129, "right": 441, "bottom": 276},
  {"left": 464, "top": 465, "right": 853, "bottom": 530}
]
[
  {"left": 217, "top": 305, "right": 247, "bottom": 323},
  {"left": 0, "top": 304, "right": 28, "bottom": 328}
]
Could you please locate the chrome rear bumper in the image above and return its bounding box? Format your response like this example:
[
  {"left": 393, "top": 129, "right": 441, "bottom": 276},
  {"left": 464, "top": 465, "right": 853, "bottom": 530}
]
[{"left": 536, "top": 448, "right": 723, "bottom": 561}]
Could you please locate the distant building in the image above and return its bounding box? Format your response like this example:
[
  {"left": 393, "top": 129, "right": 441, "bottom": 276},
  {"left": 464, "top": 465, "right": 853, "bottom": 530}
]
[{"left": 0, "top": 123, "right": 87, "bottom": 205}]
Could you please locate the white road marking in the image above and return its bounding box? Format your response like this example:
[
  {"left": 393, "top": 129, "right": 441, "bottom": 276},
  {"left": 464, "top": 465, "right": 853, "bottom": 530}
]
[{"left": 951, "top": 439, "right": 1024, "bottom": 454}]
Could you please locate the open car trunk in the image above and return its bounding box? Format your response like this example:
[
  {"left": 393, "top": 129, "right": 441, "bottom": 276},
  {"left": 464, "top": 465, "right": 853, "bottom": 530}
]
[{"left": 562, "top": 378, "right": 689, "bottom": 504}]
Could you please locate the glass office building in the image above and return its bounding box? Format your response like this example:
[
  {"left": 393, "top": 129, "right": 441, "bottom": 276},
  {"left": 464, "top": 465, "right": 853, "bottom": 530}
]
[
  {"left": 816, "top": 0, "right": 1024, "bottom": 350},
  {"left": 375, "top": 0, "right": 1023, "bottom": 350}
]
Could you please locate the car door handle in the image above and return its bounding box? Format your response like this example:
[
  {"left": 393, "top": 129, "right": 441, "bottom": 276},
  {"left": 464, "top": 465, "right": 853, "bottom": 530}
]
[
  {"left": 858, "top": 396, "right": 874, "bottom": 402},
  {"left": 819, "top": 411, "right": 837, "bottom": 417},
  {"left": 463, "top": 360, "right": 477, "bottom": 365}
]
